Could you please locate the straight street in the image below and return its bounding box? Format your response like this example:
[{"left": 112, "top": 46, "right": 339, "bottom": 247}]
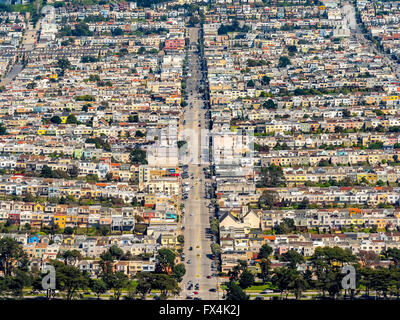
[{"left": 180, "top": 26, "right": 218, "bottom": 300}]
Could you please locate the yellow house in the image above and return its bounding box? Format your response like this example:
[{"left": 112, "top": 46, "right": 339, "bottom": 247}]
[
  {"left": 54, "top": 213, "right": 66, "bottom": 229},
  {"left": 356, "top": 173, "right": 378, "bottom": 184},
  {"left": 33, "top": 203, "right": 44, "bottom": 212}
]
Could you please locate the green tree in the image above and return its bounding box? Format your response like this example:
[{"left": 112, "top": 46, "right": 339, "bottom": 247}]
[
  {"left": 61, "top": 250, "right": 82, "bottom": 266},
  {"left": 263, "top": 99, "right": 277, "bottom": 109},
  {"left": 271, "top": 266, "right": 298, "bottom": 299},
  {"left": 50, "top": 115, "right": 62, "bottom": 124},
  {"left": 225, "top": 280, "right": 249, "bottom": 300},
  {"left": 278, "top": 56, "right": 291, "bottom": 68},
  {"left": 259, "top": 258, "right": 271, "bottom": 283},
  {"left": 135, "top": 272, "right": 153, "bottom": 299},
  {"left": 172, "top": 263, "right": 186, "bottom": 282},
  {"left": 177, "top": 235, "right": 184, "bottom": 244},
  {"left": 210, "top": 218, "right": 219, "bottom": 236},
  {"left": 52, "top": 260, "right": 89, "bottom": 300},
  {"left": 66, "top": 114, "right": 78, "bottom": 124},
  {"left": 0, "top": 237, "right": 28, "bottom": 276},
  {"left": 275, "top": 218, "right": 296, "bottom": 234},
  {"left": 211, "top": 243, "right": 221, "bottom": 258},
  {"left": 258, "top": 190, "right": 278, "bottom": 209},
  {"left": 258, "top": 244, "right": 273, "bottom": 259},
  {"left": 90, "top": 278, "right": 108, "bottom": 299},
  {"left": 102, "top": 271, "right": 129, "bottom": 300},
  {"left": 281, "top": 250, "right": 305, "bottom": 269},
  {"left": 156, "top": 248, "right": 176, "bottom": 273},
  {"left": 258, "top": 164, "right": 285, "bottom": 187},
  {"left": 130, "top": 149, "right": 147, "bottom": 164},
  {"left": 239, "top": 269, "right": 255, "bottom": 289}
]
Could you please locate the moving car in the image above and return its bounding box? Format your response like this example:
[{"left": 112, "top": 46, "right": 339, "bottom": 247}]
[{"left": 261, "top": 289, "right": 274, "bottom": 294}]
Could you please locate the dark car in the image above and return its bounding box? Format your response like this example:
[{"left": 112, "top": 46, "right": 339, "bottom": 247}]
[{"left": 209, "top": 288, "right": 216, "bottom": 292}]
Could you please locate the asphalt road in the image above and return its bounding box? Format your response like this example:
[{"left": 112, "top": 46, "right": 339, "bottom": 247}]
[
  {"left": 180, "top": 27, "right": 219, "bottom": 300},
  {"left": 1, "top": 21, "right": 40, "bottom": 86},
  {"left": 344, "top": 1, "right": 400, "bottom": 80}
]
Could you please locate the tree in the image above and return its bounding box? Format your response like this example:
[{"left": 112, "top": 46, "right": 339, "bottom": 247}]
[
  {"left": 64, "top": 227, "right": 74, "bottom": 235},
  {"left": 211, "top": 243, "right": 221, "bottom": 258},
  {"left": 225, "top": 281, "right": 249, "bottom": 300},
  {"left": 177, "top": 235, "right": 184, "bottom": 244},
  {"left": 2, "top": 270, "right": 31, "bottom": 298},
  {"left": 290, "top": 272, "right": 308, "bottom": 299},
  {"left": 271, "top": 266, "right": 298, "bottom": 299},
  {"left": 287, "top": 45, "right": 297, "bottom": 55},
  {"left": 275, "top": 218, "right": 296, "bottom": 235},
  {"left": 298, "top": 197, "right": 310, "bottom": 209},
  {"left": 130, "top": 149, "right": 147, "bottom": 164},
  {"left": 383, "top": 248, "right": 400, "bottom": 267},
  {"left": 100, "top": 245, "right": 124, "bottom": 262},
  {"left": 357, "top": 250, "right": 379, "bottom": 267},
  {"left": 66, "top": 114, "right": 78, "bottom": 124},
  {"left": 57, "top": 58, "right": 71, "bottom": 71},
  {"left": 172, "top": 263, "right": 186, "bottom": 282},
  {"left": 0, "top": 123, "right": 6, "bottom": 135},
  {"left": 50, "top": 115, "right": 62, "bottom": 124},
  {"left": 259, "top": 258, "right": 271, "bottom": 283},
  {"left": 111, "top": 27, "right": 124, "bottom": 36},
  {"left": 128, "top": 114, "right": 139, "bottom": 123},
  {"left": 156, "top": 248, "right": 176, "bottom": 273},
  {"left": 102, "top": 271, "right": 129, "bottom": 300},
  {"left": 135, "top": 130, "right": 145, "bottom": 138},
  {"left": 247, "top": 80, "right": 255, "bottom": 87},
  {"left": 135, "top": 273, "right": 152, "bottom": 299},
  {"left": 258, "top": 190, "right": 278, "bottom": 209},
  {"left": 282, "top": 250, "right": 304, "bottom": 269},
  {"left": 26, "top": 82, "right": 37, "bottom": 89},
  {"left": 278, "top": 56, "right": 291, "bottom": 68},
  {"left": 90, "top": 278, "right": 107, "bottom": 299},
  {"left": 261, "top": 76, "right": 271, "bottom": 86},
  {"left": 210, "top": 218, "right": 219, "bottom": 236},
  {"left": 258, "top": 244, "right": 273, "bottom": 259},
  {"left": 188, "top": 15, "right": 200, "bottom": 26},
  {"left": 263, "top": 99, "right": 277, "bottom": 109},
  {"left": 98, "top": 225, "right": 110, "bottom": 236},
  {"left": 0, "top": 237, "right": 28, "bottom": 276},
  {"left": 23, "top": 193, "right": 36, "bottom": 202},
  {"left": 258, "top": 164, "right": 285, "bottom": 187},
  {"left": 239, "top": 270, "right": 255, "bottom": 289},
  {"left": 310, "top": 246, "right": 357, "bottom": 298},
  {"left": 61, "top": 250, "right": 82, "bottom": 266},
  {"left": 342, "top": 109, "right": 351, "bottom": 118},
  {"left": 152, "top": 273, "right": 181, "bottom": 298},
  {"left": 52, "top": 261, "right": 89, "bottom": 300}
]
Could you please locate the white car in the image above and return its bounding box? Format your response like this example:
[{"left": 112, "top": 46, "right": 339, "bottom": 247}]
[{"left": 261, "top": 290, "right": 274, "bottom": 294}]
